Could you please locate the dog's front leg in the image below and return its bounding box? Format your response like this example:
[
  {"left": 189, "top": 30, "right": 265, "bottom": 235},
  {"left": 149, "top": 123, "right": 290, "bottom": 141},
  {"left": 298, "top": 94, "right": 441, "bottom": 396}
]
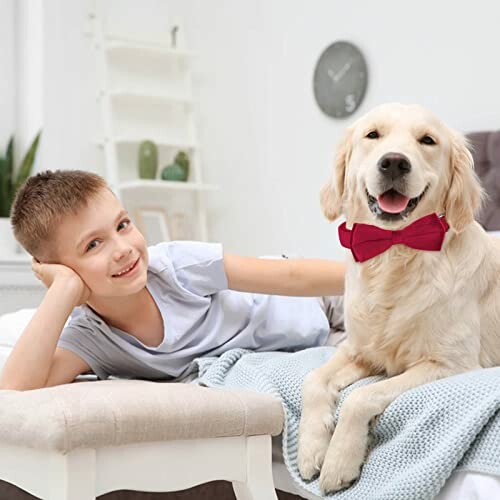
[
  {"left": 298, "top": 343, "right": 370, "bottom": 480},
  {"left": 318, "top": 361, "right": 457, "bottom": 494}
]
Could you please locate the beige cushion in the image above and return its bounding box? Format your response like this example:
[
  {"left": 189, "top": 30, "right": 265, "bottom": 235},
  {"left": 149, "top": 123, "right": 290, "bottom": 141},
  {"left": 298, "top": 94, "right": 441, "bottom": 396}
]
[{"left": 0, "top": 380, "right": 283, "bottom": 453}]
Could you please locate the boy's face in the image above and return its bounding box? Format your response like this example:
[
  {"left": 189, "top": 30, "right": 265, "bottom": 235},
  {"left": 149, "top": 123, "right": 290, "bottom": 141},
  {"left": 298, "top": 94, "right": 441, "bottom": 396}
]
[{"left": 53, "top": 188, "right": 149, "bottom": 299}]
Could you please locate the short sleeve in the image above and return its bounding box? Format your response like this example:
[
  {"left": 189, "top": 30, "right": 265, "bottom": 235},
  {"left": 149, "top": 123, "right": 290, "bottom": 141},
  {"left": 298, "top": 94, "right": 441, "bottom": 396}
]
[
  {"left": 148, "top": 241, "right": 228, "bottom": 296},
  {"left": 58, "top": 310, "right": 111, "bottom": 380}
]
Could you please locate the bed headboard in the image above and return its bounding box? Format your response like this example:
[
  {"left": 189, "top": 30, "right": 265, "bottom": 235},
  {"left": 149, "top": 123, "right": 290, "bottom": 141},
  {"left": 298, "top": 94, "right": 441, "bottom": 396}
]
[{"left": 467, "top": 130, "right": 500, "bottom": 231}]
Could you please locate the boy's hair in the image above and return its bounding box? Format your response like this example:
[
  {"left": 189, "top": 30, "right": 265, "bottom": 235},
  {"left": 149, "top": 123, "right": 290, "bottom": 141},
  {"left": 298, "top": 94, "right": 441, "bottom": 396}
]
[{"left": 11, "top": 170, "right": 110, "bottom": 260}]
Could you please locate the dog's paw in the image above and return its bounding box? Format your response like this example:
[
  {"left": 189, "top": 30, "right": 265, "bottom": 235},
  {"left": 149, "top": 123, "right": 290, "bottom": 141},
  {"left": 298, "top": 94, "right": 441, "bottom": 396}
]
[
  {"left": 297, "top": 433, "right": 330, "bottom": 481},
  {"left": 297, "top": 407, "right": 335, "bottom": 480},
  {"left": 318, "top": 433, "right": 365, "bottom": 494},
  {"left": 319, "top": 451, "right": 362, "bottom": 494},
  {"left": 298, "top": 369, "right": 338, "bottom": 480}
]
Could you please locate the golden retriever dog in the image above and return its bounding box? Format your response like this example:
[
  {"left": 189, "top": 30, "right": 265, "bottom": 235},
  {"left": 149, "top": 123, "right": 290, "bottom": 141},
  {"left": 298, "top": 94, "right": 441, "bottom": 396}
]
[{"left": 297, "top": 103, "right": 500, "bottom": 493}]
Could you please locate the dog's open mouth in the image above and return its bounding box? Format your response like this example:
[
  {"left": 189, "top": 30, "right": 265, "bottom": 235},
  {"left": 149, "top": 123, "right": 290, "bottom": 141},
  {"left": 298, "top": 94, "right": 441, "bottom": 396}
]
[{"left": 366, "top": 186, "right": 429, "bottom": 220}]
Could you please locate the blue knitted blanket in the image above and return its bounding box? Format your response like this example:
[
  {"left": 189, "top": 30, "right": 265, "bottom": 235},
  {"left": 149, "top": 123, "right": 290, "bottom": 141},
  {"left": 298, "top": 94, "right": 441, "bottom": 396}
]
[{"left": 194, "top": 346, "right": 500, "bottom": 500}]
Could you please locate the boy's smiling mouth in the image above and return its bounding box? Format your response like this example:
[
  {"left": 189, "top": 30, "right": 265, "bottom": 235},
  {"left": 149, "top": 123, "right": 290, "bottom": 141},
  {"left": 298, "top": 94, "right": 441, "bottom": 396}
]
[{"left": 112, "top": 257, "right": 140, "bottom": 278}]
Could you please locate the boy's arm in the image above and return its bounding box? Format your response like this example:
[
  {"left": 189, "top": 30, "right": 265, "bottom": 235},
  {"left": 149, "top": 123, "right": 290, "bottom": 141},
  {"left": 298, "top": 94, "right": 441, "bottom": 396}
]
[
  {"left": 0, "top": 277, "right": 89, "bottom": 391},
  {"left": 46, "top": 347, "right": 91, "bottom": 388},
  {"left": 223, "top": 253, "right": 345, "bottom": 297}
]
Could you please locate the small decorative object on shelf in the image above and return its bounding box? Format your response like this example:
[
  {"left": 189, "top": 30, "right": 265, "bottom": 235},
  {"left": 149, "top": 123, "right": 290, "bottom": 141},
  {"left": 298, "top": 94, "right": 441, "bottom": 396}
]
[
  {"left": 161, "top": 150, "right": 190, "bottom": 182},
  {"left": 138, "top": 140, "right": 158, "bottom": 179},
  {"left": 170, "top": 25, "right": 179, "bottom": 49}
]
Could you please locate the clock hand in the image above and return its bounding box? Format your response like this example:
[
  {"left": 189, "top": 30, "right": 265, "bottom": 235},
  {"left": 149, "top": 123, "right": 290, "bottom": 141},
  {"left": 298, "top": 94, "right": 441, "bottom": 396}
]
[
  {"left": 327, "top": 59, "right": 354, "bottom": 84},
  {"left": 334, "top": 60, "right": 353, "bottom": 82}
]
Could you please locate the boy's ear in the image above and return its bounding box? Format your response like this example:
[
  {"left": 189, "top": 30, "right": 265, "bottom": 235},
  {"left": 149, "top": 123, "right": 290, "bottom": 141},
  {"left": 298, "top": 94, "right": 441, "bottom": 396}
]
[{"left": 320, "top": 128, "right": 353, "bottom": 221}]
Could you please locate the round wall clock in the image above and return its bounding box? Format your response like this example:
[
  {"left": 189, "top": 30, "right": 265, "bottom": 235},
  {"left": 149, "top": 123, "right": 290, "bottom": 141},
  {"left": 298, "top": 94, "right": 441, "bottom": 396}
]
[{"left": 313, "top": 41, "right": 368, "bottom": 119}]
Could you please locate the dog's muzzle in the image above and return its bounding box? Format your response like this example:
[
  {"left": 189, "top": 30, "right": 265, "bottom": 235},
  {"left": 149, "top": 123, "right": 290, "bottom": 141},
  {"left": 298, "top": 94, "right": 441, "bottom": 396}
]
[{"left": 377, "top": 153, "right": 412, "bottom": 180}]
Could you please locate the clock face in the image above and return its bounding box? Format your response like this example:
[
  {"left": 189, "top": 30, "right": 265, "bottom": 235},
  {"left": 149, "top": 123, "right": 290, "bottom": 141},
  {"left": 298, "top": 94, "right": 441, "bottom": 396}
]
[{"left": 313, "top": 41, "right": 368, "bottom": 119}]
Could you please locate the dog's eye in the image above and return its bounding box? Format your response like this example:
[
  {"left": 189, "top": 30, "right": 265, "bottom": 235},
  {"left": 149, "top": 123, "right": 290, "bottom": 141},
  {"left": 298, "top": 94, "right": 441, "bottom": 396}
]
[
  {"left": 366, "top": 131, "right": 380, "bottom": 139},
  {"left": 419, "top": 135, "right": 436, "bottom": 145}
]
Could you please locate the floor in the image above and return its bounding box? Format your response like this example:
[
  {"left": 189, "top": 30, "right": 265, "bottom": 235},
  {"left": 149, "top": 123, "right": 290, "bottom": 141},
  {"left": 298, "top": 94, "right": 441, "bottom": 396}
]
[{"left": 0, "top": 480, "right": 303, "bottom": 499}]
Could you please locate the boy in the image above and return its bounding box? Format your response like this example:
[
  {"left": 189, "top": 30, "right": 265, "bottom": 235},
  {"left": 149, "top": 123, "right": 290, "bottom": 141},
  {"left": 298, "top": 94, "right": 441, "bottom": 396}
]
[{"left": 1, "top": 170, "right": 346, "bottom": 391}]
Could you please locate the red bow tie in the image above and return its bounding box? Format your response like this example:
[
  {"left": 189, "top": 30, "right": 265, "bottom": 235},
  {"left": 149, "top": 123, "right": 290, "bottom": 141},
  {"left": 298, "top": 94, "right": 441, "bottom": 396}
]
[{"left": 338, "top": 213, "right": 450, "bottom": 263}]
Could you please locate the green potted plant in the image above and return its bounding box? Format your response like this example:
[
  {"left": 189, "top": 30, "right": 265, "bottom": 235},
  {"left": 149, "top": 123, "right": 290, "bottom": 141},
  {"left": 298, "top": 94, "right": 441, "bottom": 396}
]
[{"left": 0, "top": 131, "right": 41, "bottom": 257}]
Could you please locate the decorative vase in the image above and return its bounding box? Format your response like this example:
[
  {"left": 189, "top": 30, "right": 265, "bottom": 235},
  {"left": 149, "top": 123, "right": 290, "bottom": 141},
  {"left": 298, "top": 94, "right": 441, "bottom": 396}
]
[
  {"left": 161, "top": 151, "right": 190, "bottom": 182},
  {"left": 161, "top": 162, "right": 188, "bottom": 182},
  {"left": 138, "top": 140, "right": 158, "bottom": 179}
]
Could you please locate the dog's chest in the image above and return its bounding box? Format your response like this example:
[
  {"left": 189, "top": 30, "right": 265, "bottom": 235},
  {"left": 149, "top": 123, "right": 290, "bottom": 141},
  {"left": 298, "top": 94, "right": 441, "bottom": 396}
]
[
  {"left": 346, "top": 297, "right": 424, "bottom": 375},
  {"left": 345, "top": 252, "right": 446, "bottom": 375}
]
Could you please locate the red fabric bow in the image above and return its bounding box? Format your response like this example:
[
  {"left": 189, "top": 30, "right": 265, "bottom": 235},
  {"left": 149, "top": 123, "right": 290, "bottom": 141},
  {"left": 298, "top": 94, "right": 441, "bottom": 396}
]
[{"left": 338, "top": 213, "right": 450, "bottom": 263}]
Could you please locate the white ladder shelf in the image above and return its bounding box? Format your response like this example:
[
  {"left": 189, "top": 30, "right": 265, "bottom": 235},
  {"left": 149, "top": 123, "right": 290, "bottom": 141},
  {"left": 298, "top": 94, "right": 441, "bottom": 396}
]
[{"left": 89, "top": 2, "right": 215, "bottom": 242}]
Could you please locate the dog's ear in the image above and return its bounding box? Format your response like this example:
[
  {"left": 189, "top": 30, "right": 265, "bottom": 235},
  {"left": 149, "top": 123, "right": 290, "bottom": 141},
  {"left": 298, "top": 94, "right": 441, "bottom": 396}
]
[
  {"left": 320, "top": 128, "right": 353, "bottom": 221},
  {"left": 444, "top": 131, "right": 484, "bottom": 233}
]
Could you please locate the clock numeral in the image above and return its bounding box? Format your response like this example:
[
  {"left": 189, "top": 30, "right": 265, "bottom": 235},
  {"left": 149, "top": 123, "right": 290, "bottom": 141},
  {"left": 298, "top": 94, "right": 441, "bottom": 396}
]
[{"left": 345, "top": 94, "right": 356, "bottom": 113}]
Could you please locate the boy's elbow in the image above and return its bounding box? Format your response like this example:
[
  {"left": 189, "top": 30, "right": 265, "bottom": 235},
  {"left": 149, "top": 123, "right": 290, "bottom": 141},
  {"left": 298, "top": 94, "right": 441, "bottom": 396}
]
[
  {"left": 0, "top": 376, "right": 46, "bottom": 392},
  {"left": 0, "top": 381, "right": 25, "bottom": 391}
]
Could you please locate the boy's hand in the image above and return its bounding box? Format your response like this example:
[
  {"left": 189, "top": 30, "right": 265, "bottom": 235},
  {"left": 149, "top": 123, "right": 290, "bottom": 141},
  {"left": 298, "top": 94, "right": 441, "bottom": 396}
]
[{"left": 31, "top": 258, "right": 91, "bottom": 306}]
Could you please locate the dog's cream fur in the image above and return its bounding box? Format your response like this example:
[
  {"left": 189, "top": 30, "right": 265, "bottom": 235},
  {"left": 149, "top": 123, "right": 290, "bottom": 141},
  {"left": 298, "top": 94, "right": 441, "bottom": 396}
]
[{"left": 298, "top": 103, "right": 500, "bottom": 493}]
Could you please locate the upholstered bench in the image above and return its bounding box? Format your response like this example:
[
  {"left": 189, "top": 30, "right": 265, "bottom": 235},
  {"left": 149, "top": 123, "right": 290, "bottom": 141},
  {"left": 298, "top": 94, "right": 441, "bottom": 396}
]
[{"left": 0, "top": 379, "right": 284, "bottom": 500}]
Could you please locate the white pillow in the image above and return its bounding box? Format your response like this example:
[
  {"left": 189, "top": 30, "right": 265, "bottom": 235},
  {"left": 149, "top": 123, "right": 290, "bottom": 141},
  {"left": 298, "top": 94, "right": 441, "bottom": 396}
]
[
  {"left": 0, "top": 308, "right": 76, "bottom": 378},
  {"left": 487, "top": 230, "right": 500, "bottom": 238},
  {"left": 0, "top": 308, "right": 37, "bottom": 348}
]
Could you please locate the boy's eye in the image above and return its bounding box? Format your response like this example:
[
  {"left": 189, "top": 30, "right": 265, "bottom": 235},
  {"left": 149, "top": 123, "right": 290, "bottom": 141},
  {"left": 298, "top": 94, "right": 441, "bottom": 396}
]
[
  {"left": 86, "top": 240, "right": 100, "bottom": 252},
  {"left": 85, "top": 219, "right": 131, "bottom": 253},
  {"left": 118, "top": 219, "right": 131, "bottom": 230}
]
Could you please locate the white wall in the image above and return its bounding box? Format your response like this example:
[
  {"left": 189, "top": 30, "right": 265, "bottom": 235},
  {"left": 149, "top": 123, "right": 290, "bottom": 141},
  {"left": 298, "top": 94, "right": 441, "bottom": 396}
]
[
  {"left": 16, "top": 0, "right": 43, "bottom": 164},
  {"left": 39, "top": 0, "right": 98, "bottom": 173},
  {"left": 6, "top": 0, "right": 500, "bottom": 259},
  {"left": 0, "top": 0, "right": 15, "bottom": 151},
  {"left": 168, "top": 0, "right": 500, "bottom": 258}
]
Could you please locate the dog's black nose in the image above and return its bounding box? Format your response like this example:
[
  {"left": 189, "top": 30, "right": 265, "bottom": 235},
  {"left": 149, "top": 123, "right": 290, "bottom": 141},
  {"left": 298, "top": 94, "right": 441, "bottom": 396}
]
[{"left": 377, "top": 153, "right": 411, "bottom": 179}]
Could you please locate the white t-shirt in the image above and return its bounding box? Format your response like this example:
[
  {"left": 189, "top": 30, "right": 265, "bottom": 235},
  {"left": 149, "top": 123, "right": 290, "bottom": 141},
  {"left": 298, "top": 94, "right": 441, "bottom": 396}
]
[{"left": 58, "top": 241, "right": 331, "bottom": 380}]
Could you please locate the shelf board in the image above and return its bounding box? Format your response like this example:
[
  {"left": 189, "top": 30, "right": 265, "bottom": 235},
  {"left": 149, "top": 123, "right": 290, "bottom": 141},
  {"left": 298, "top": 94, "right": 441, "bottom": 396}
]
[
  {"left": 109, "top": 90, "right": 194, "bottom": 105},
  {"left": 105, "top": 35, "right": 194, "bottom": 58},
  {"left": 119, "top": 180, "right": 219, "bottom": 193},
  {"left": 116, "top": 137, "right": 197, "bottom": 149},
  {"left": 96, "top": 137, "right": 198, "bottom": 150}
]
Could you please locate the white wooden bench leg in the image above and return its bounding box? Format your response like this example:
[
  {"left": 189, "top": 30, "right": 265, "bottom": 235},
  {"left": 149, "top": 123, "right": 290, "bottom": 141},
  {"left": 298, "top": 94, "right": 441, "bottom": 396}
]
[
  {"left": 232, "top": 435, "right": 278, "bottom": 500},
  {"left": 47, "top": 448, "right": 96, "bottom": 500}
]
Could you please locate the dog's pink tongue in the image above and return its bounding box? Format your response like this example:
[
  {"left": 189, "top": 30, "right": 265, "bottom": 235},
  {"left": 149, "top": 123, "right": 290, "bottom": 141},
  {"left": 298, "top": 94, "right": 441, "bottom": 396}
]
[{"left": 377, "top": 190, "right": 410, "bottom": 214}]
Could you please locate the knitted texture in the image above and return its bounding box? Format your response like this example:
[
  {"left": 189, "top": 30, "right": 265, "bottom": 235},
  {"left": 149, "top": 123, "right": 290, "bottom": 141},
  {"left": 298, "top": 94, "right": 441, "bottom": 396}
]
[{"left": 194, "top": 347, "right": 500, "bottom": 500}]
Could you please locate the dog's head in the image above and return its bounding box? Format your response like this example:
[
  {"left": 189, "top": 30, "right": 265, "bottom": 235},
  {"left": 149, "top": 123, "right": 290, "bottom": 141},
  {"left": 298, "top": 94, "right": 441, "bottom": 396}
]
[{"left": 320, "top": 103, "right": 484, "bottom": 232}]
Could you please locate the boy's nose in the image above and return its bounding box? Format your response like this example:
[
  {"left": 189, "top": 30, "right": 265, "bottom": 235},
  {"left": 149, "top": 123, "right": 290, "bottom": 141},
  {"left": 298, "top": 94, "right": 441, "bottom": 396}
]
[{"left": 113, "top": 245, "right": 133, "bottom": 261}]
